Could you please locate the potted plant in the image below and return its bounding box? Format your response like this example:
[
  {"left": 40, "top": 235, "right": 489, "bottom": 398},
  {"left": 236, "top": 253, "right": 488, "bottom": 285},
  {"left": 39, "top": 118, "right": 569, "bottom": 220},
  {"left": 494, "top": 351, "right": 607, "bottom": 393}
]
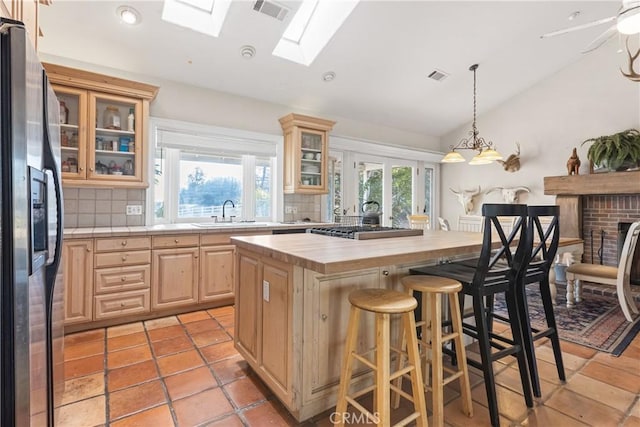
[{"left": 581, "top": 128, "right": 640, "bottom": 172}]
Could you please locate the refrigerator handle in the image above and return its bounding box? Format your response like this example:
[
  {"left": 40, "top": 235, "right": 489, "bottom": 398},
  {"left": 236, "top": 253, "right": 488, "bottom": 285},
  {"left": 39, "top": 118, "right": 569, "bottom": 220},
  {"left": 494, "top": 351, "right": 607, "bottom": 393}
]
[{"left": 42, "top": 76, "right": 63, "bottom": 286}]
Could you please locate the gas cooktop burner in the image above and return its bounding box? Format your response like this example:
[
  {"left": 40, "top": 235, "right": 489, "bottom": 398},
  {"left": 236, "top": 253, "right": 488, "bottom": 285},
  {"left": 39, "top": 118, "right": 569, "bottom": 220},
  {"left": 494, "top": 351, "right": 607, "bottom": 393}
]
[{"left": 308, "top": 226, "right": 423, "bottom": 240}]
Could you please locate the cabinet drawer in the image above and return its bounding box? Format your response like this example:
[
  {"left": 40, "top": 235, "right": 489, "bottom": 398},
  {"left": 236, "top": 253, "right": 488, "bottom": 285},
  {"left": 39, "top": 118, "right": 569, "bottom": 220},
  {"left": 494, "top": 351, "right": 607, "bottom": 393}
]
[
  {"left": 153, "top": 234, "right": 199, "bottom": 249},
  {"left": 95, "top": 237, "right": 151, "bottom": 252},
  {"left": 200, "top": 232, "right": 269, "bottom": 246},
  {"left": 94, "top": 290, "right": 150, "bottom": 320},
  {"left": 95, "top": 265, "right": 150, "bottom": 294},
  {"left": 94, "top": 250, "right": 151, "bottom": 268}
]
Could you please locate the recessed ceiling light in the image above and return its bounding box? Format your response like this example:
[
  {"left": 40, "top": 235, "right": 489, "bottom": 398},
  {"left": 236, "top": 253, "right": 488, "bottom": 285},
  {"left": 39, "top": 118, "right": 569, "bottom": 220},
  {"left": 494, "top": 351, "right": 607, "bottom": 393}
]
[
  {"left": 240, "top": 45, "right": 256, "bottom": 59},
  {"left": 117, "top": 5, "right": 141, "bottom": 25},
  {"left": 322, "top": 71, "right": 335, "bottom": 82}
]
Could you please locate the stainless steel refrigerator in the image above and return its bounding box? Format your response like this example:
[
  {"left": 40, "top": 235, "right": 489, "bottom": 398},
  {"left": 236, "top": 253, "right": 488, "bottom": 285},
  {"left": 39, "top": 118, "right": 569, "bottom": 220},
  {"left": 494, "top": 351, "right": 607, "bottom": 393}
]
[{"left": 0, "top": 18, "right": 64, "bottom": 426}]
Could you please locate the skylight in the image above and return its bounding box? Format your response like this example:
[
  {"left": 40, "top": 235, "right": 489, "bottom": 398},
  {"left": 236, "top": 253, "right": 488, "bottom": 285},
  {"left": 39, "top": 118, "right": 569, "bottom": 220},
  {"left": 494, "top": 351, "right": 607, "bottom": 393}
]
[
  {"left": 162, "top": 0, "right": 231, "bottom": 37},
  {"left": 272, "top": 0, "right": 359, "bottom": 66}
]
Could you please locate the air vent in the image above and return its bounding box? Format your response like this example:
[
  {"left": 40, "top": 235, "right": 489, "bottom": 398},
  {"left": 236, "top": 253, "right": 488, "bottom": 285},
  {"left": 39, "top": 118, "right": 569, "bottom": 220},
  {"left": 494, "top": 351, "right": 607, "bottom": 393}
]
[
  {"left": 428, "top": 69, "right": 449, "bottom": 82},
  {"left": 253, "top": 0, "right": 289, "bottom": 21}
]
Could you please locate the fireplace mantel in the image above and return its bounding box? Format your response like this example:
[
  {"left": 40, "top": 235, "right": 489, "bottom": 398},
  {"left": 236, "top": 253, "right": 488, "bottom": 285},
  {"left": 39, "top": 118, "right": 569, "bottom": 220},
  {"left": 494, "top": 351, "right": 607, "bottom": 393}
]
[{"left": 544, "top": 171, "right": 640, "bottom": 196}]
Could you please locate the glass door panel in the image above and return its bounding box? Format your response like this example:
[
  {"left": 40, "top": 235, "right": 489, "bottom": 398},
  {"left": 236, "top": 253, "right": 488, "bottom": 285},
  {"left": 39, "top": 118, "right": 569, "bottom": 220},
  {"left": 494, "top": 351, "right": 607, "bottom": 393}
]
[
  {"left": 358, "top": 161, "right": 383, "bottom": 223},
  {"left": 391, "top": 166, "right": 413, "bottom": 228},
  {"left": 89, "top": 93, "right": 142, "bottom": 181},
  {"left": 299, "top": 129, "right": 324, "bottom": 189},
  {"left": 54, "top": 85, "right": 86, "bottom": 180}
]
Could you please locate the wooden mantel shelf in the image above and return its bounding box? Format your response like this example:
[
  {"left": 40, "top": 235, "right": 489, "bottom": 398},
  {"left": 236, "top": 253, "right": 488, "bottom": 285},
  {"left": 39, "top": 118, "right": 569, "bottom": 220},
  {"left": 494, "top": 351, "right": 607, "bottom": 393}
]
[{"left": 544, "top": 171, "right": 640, "bottom": 196}]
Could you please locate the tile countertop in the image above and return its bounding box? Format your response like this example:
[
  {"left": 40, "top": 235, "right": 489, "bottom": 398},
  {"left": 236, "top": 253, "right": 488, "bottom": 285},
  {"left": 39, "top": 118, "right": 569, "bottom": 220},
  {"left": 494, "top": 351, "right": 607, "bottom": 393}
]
[{"left": 62, "top": 222, "right": 331, "bottom": 239}]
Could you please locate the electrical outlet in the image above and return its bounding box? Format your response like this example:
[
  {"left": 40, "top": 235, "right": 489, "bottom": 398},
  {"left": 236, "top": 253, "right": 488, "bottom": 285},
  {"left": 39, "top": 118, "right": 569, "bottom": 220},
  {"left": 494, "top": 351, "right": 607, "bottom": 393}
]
[
  {"left": 285, "top": 206, "right": 294, "bottom": 214},
  {"left": 126, "top": 205, "right": 142, "bottom": 215},
  {"left": 263, "top": 280, "right": 270, "bottom": 302}
]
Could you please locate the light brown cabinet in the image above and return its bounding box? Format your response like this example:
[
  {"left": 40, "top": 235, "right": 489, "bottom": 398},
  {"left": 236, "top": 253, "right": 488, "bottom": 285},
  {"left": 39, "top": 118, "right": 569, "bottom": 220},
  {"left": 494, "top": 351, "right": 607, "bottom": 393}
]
[
  {"left": 44, "top": 63, "right": 158, "bottom": 188},
  {"left": 152, "top": 246, "right": 199, "bottom": 310},
  {"left": 199, "top": 244, "right": 235, "bottom": 303},
  {"left": 62, "top": 240, "right": 93, "bottom": 325},
  {"left": 235, "top": 248, "right": 294, "bottom": 406},
  {"left": 279, "top": 113, "right": 335, "bottom": 194},
  {"left": 1, "top": 0, "right": 40, "bottom": 49},
  {"left": 93, "top": 236, "right": 151, "bottom": 320}
]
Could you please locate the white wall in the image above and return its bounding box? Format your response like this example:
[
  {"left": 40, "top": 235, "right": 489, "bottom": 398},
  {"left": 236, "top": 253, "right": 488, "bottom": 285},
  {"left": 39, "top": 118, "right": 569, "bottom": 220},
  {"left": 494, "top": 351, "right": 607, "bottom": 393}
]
[
  {"left": 40, "top": 54, "right": 440, "bottom": 151},
  {"left": 439, "top": 44, "right": 640, "bottom": 228}
]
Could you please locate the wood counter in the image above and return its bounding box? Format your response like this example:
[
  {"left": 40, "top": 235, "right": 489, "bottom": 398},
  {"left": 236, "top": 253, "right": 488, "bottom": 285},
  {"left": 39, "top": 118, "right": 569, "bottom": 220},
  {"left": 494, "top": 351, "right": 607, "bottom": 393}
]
[{"left": 231, "top": 232, "right": 582, "bottom": 421}]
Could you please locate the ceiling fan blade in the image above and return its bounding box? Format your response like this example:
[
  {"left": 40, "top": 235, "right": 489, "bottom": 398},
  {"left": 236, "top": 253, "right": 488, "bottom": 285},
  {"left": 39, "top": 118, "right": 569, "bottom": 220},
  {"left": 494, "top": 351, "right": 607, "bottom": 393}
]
[
  {"left": 581, "top": 24, "right": 618, "bottom": 53},
  {"left": 540, "top": 16, "right": 616, "bottom": 38}
]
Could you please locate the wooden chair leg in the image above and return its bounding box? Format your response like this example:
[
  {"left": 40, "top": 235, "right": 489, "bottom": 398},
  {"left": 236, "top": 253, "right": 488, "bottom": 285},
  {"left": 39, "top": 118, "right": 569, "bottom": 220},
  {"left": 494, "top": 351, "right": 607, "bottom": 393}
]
[
  {"left": 423, "top": 292, "right": 432, "bottom": 388},
  {"left": 335, "top": 306, "right": 361, "bottom": 426},
  {"left": 430, "top": 291, "right": 444, "bottom": 426},
  {"left": 392, "top": 309, "right": 408, "bottom": 409},
  {"left": 375, "top": 313, "right": 391, "bottom": 427},
  {"left": 449, "top": 293, "right": 472, "bottom": 418},
  {"left": 403, "top": 312, "right": 428, "bottom": 427}
]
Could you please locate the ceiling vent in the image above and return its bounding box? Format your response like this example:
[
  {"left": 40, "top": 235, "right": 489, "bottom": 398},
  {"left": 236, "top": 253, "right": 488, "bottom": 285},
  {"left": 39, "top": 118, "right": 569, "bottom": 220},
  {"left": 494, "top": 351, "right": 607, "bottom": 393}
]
[
  {"left": 428, "top": 69, "right": 449, "bottom": 82},
  {"left": 253, "top": 0, "right": 289, "bottom": 21}
]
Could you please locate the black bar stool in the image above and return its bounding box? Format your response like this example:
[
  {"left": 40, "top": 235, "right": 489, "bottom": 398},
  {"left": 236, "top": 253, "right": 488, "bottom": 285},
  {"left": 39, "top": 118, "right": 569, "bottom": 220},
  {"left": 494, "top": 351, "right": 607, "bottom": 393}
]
[{"left": 410, "top": 203, "right": 533, "bottom": 427}]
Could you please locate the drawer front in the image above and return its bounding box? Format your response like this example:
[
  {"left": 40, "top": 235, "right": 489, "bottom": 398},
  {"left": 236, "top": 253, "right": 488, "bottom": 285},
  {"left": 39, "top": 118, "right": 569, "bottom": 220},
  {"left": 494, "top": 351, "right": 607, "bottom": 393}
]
[
  {"left": 95, "top": 265, "right": 150, "bottom": 294},
  {"left": 94, "top": 250, "right": 151, "bottom": 268},
  {"left": 94, "top": 290, "right": 150, "bottom": 320},
  {"left": 153, "top": 234, "right": 199, "bottom": 249},
  {"left": 95, "top": 237, "right": 151, "bottom": 252}
]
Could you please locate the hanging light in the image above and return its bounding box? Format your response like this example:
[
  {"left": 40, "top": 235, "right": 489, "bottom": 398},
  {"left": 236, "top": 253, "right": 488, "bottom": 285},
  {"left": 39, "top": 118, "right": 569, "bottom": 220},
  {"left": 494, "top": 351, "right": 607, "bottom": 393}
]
[{"left": 441, "top": 64, "right": 503, "bottom": 164}]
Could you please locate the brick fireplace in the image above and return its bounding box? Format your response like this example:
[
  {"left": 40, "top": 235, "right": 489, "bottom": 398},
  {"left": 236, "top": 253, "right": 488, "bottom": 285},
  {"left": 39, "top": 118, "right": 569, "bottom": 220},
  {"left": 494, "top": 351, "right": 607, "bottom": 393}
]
[{"left": 544, "top": 172, "right": 640, "bottom": 280}]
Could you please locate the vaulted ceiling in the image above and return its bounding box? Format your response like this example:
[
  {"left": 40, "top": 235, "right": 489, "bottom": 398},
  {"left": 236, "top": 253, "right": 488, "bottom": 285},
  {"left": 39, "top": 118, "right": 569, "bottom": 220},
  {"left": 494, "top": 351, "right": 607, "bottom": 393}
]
[{"left": 39, "top": 1, "right": 621, "bottom": 137}]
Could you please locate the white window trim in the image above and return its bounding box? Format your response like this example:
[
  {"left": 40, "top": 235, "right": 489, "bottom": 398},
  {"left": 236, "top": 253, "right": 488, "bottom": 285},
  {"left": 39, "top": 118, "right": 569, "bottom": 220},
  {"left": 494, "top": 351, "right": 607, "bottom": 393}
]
[{"left": 147, "top": 117, "right": 283, "bottom": 225}]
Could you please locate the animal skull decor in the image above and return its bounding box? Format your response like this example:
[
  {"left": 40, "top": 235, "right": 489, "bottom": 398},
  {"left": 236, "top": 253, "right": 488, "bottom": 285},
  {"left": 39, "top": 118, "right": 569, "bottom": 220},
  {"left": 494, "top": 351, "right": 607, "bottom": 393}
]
[
  {"left": 495, "top": 143, "right": 521, "bottom": 172},
  {"left": 486, "top": 186, "right": 531, "bottom": 204},
  {"left": 450, "top": 186, "right": 481, "bottom": 214}
]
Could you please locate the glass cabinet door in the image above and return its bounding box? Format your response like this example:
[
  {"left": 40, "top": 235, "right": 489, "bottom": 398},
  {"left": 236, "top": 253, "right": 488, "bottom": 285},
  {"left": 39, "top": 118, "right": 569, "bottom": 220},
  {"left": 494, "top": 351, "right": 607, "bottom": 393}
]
[
  {"left": 88, "top": 93, "right": 142, "bottom": 182},
  {"left": 54, "top": 85, "right": 87, "bottom": 180},
  {"left": 299, "top": 128, "right": 325, "bottom": 190}
]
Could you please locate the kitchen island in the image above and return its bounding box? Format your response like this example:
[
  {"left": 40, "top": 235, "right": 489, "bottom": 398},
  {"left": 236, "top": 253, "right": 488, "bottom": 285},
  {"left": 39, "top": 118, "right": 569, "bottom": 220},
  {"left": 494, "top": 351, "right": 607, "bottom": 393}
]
[{"left": 231, "top": 231, "right": 583, "bottom": 421}]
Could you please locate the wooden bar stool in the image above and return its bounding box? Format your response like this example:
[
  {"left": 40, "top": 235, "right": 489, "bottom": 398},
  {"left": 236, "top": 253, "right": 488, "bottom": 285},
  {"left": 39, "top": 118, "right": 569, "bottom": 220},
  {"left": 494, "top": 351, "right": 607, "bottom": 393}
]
[
  {"left": 394, "top": 275, "right": 473, "bottom": 427},
  {"left": 335, "top": 288, "right": 428, "bottom": 427}
]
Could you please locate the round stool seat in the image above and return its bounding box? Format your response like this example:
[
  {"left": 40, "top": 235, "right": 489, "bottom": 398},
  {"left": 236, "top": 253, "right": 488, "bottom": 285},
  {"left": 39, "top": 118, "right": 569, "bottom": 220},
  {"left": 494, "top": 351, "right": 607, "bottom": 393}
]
[
  {"left": 349, "top": 288, "right": 417, "bottom": 313},
  {"left": 401, "top": 275, "right": 462, "bottom": 294}
]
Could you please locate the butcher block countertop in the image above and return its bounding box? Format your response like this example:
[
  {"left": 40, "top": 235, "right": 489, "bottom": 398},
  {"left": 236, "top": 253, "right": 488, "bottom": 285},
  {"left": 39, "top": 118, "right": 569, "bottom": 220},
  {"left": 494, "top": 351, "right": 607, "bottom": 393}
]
[{"left": 232, "top": 231, "right": 583, "bottom": 274}]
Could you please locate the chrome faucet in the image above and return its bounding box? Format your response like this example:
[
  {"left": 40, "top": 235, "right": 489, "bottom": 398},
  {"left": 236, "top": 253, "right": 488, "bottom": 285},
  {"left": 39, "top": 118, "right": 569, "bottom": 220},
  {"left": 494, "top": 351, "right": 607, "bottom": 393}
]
[{"left": 222, "top": 199, "right": 235, "bottom": 221}]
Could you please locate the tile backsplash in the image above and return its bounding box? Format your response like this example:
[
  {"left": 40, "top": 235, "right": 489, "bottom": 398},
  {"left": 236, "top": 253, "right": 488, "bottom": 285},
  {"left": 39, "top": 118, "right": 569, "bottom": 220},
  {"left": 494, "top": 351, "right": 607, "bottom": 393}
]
[
  {"left": 283, "top": 193, "right": 322, "bottom": 222},
  {"left": 63, "top": 187, "right": 146, "bottom": 228}
]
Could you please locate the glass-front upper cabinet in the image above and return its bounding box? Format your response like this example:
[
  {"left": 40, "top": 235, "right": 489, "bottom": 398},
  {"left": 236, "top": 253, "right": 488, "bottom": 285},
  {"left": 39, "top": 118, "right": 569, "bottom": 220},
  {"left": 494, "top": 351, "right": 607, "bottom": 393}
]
[
  {"left": 279, "top": 113, "right": 335, "bottom": 194},
  {"left": 45, "top": 63, "right": 158, "bottom": 188},
  {"left": 88, "top": 93, "right": 142, "bottom": 182},
  {"left": 55, "top": 85, "right": 87, "bottom": 180}
]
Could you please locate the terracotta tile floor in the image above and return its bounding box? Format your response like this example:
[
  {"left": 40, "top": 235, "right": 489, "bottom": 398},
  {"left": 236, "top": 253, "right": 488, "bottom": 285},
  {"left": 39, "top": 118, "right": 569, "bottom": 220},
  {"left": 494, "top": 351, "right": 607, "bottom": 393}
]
[{"left": 58, "top": 306, "right": 640, "bottom": 426}]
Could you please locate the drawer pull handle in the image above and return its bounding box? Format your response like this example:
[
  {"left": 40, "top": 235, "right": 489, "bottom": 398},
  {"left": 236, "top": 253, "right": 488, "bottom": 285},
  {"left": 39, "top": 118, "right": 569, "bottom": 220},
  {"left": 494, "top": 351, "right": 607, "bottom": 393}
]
[
  {"left": 121, "top": 241, "right": 127, "bottom": 246},
  {"left": 382, "top": 270, "right": 389, "bottom": 276},
  {"left": 86, "top": 248, "right": 91, "bottom": 252},
  {"left": 121, "top": 277, "right": 126, "bottom": 282},
  {"left": 120, "top": 302, "right": 125, "bottom": 307},
  {"left": 121, "top": 256, "right": 127, "bottom": 261},
  {"left": 174, "top": 239, "right": 179, "bottom": 243}
]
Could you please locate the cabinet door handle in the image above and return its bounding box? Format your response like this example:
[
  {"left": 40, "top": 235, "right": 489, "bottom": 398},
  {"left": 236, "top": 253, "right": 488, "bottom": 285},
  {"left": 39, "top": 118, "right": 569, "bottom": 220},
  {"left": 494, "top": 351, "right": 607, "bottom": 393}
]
[
  {"left": 79, "top": 167, "right": 84, "bottom": 171},
  {"left": 121, "top": 277, "right": 126, "bottom": 282},
  {"left": 121, "top": 241, "right": 127, "bottom": 246},
  {"left": 382, "top": 270, "right": 389, "bottom": 276},
  {"left": 86, "top": 248, "right": 91, "bottom": 252},
  {"left": 321, "top": 314, "right": 327, "bottom": 321},
  {"left": 121, "top": 256, "right": 127, "bottom": 261},
  {"left": 89, "top": 167, "right": 94, "bottom": 172}
]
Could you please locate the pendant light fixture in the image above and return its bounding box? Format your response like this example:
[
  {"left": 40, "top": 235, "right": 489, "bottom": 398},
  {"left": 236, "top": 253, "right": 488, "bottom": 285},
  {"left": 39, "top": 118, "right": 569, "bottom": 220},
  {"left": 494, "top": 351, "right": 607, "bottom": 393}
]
[{"left": 441, "top": 64, "right": 503, "bottom": 164}]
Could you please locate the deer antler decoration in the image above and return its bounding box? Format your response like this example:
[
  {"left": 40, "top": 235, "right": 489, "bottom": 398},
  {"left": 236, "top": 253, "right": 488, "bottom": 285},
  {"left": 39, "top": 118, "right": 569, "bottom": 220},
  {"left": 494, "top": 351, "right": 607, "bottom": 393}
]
[{"left": 621, "top": 37, "right": 640, "bottom": 82}]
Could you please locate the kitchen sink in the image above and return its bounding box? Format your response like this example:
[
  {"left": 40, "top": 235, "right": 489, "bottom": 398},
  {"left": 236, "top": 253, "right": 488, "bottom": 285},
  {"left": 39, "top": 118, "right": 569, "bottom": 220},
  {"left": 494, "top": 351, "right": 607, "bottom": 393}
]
[{"left": 192, "top": 222, "right": 271, "bottom": 228}]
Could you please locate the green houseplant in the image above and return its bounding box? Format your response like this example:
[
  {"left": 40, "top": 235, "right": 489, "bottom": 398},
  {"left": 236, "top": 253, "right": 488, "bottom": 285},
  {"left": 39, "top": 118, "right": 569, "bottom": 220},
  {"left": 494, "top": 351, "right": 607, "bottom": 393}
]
[{"left": 581, "top": 128, "right": 640, "bottom": 171}]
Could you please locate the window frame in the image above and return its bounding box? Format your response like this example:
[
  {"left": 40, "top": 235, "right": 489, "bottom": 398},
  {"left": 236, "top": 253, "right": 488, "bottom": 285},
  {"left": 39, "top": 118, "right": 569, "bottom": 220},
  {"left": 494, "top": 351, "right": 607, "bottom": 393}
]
[{"left": 147, "top": 117, "right": 282, "bottom": 225}]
